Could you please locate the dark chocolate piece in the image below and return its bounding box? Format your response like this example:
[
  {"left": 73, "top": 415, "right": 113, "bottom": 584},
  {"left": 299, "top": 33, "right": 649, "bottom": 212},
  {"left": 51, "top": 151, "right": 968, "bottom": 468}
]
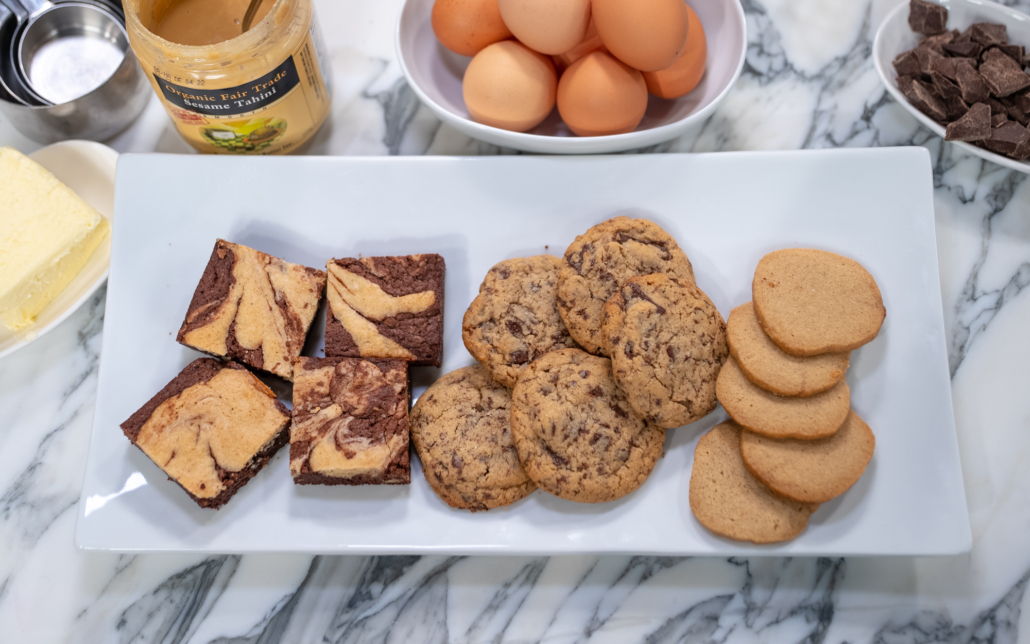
[
  {"left": 324, "top": 254, "right": 445, "bottom": 367},
  {"left": 915, "top": 46, "right": 946, "bottom": 76},
  {"left": 944, "top": 35, "right": 982, "bottom": 58},
  {"left": 902, "top": 78, "right": 949, "bottom": 122},
  {"left": 943, "top": 94, "right": 971, "bottom": 120},
  {"left": 979, "top": 49, "right": 1030, "bottom": 97},
  {"left": 289, "top": 357, "right": 410, "bottom": 485},
  {"left": 955, "top": 60, "right": 990, "bottom": 103},
  {"left": 929, "top": 55, "right": 957, "bottom": 80},
  {"left": 909, "top": 0, "right": 948, "bottom": 36},
  {"left": 894, "top": 50, "right": 923, "bottom": 77},
  {"left": 177, "top": 240, "right": 327, "bottom": 381},
  {"left": 991, "top": 110, "right": 1009, "bottom": 128},
  {"left": 121, "top": 358, "right": 291, "bottom": 509},
  {"left": 922, "top": 29, "right": 959, "bottom": 52},
  {"left": 983, "top": 121, "right": 1030, "bottom": 157},
  {"left": 970, "top": 22, "right": 1007, "bottom": 46},
  {"left": 932, "top": 71, "right": 961, "bottom": 98},
  {"left": 946, "top": 102, "right": 991, "bottom": 141}
]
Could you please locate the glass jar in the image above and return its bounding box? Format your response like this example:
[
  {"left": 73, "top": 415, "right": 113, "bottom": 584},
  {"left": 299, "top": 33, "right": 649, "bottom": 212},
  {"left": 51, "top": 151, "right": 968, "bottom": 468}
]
[{"left": 125, "top": 0, "right": 331, "bottom": 154}]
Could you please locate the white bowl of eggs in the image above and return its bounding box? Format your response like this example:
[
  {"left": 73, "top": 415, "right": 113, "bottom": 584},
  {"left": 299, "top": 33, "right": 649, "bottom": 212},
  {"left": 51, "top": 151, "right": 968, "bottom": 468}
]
[{"left": 396, "top": 0, "right": 747, "bottom": 154}]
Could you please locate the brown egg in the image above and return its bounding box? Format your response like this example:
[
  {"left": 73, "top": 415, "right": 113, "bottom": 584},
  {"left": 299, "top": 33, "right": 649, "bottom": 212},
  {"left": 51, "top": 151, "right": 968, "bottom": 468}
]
[
  {"left": 643, "top": 3, "right": 707, "bottom": 99},
  {"left": 553, "top": 20, "right": 603, "bottom": 70},
  {"left": 557, "top": 51, "right": 647, "bottom": 136},
  {"left": 432, "top": 0, "right": 512, "bottom": 57},
  {"left": 592, "top": 0, "right": 688, "bottom": 72},
  {"left": 463, "top": 40, "right": 557, "bottom": 132},
  {"left": 498, "top": 0, "right": 591, "bottom": 55}
]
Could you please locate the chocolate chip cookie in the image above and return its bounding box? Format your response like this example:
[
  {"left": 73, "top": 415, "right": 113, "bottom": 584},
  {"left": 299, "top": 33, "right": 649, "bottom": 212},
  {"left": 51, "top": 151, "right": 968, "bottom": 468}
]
[
  {"left": 752, "top": 248, "right": 885, "bottom": 356},
  {"left": 510, "top": 348, "right": 665, "bottom": 503},
  {"left": 462, "top": 255, "right": 579, "bottom": 388},
  {"left": 557, "top": 217, "right": 695, "bottom": 354},
  {"left": 602, "top": 274, "right": 727, "bottom": 429},
  {"left": 411, "top": 365, "right": 535, "bottom": 511}
]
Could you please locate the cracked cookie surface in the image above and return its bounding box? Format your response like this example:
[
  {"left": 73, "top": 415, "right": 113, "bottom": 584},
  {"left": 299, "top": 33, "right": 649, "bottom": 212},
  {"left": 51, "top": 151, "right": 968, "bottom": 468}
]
[
  {"left": 411, "top": 365, "right": 535, "bottom": 511},
  {"left": 727, "top": 302, "right": 849, "bottom": 397},
  {"left": 463, "top": 255, "right": 579, "bottom": 388},
  {"left": 510, "top": 348, "right": 665, "bottom": 503},
  {"left": 557, "top": 217, "right": 695, "bottom": 355},
  {"left": 602, "top": 274, "right": 727, "bottom": 429}
]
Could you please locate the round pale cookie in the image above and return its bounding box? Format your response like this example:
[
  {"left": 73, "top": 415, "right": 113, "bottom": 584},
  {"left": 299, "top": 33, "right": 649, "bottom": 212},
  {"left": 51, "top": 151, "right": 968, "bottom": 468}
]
[
  {"left": 557, "top": 216, "right": 695, "bottom": 355},
  {"left": 689, "top": 422, "right": 815, "bottom": 544},
  {"left": 601, "top": 274, "right": 727, "bottom": 429},
  {"left": 462, "top": 255, "right": 579, "bottom": 388},
  {"left": 740, "top": 410, "right": 875, "bottom": 504},
  {"left": 411, "top": 365, "right": 535, "bottom": 511},
  {"left": 715, "top": 357, "right": 850, "bottom": 440},
  {"left": 510, "top": 348, "right": 665, "bottom": 503},
  {"left": 752, "top": 248, "right": 885, "bottom": 356},
  {"left": 727, "top": 302, "right": 849, "bottom": 397}
]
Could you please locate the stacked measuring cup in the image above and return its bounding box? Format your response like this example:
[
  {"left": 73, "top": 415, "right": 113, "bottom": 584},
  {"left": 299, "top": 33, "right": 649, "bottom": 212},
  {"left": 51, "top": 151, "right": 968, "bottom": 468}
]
[{"left": 0, "top": 0, "right": 148, "bottom": 142}]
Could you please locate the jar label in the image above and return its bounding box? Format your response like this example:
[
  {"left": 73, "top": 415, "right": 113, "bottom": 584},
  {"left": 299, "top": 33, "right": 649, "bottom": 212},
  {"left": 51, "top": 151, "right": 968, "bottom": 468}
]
[{"left": 154, "top": 56, "right": 301, "bottom": 117}]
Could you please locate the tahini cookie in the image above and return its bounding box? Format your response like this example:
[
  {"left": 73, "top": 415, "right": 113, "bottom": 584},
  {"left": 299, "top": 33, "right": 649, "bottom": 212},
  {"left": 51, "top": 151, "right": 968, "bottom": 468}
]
[
  {"left": 752, "top": 248, "right": 885, "bottom": 356},
  {"left": 411, "top": 365, "right": 535, "bottom": 511},
  {"left": 557, "top": 216, "right": 695, "bottom": 354},
  {"left": 740, "top": 411, "right": 875, "bottom": 504},
  {"left": 510, "top": 348, "right": 665, "bottom": 503},
  {"left": 602, "top": 273, "right": 727, "bottom": 428},
  {"left": 462, "top": 255, "right": 579, "bottom": 388},
  {"left": 715, "top": 357, "right": 850, "bottom": 440},
  {"left": 727, "top": 302, "right": 849, "bottom": 397},
  {"left": 689, "top": 421, "right": 815, "bottom": 544}
]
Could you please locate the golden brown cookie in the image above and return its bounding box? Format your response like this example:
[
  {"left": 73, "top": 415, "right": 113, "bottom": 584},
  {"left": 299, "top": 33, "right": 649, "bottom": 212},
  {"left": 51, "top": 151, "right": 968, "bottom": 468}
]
[
  {"left": 510, "top": 348, "right": 665, "bottom": 503},
  {"left": 715, "top": 357, "right": 850, "bottom": 440},
  {"left": 462, "top": 256, "right": 579, "bottom": 388},
  {"left": 740, "top": 410, "right": 875, "bottom": 504},
  {"left": 411, "top": 365, "right": 535, "bottom": 511},
  {"left": 727, "top": 302, "right": 849, "bottom": 397},
  {"left": 557, "top": 217, "right": 695, "bottom": 354},
  {"left": 689, "top": 421, "right": 815, "bottom": 544},
  {"left": 752, "top": 248, "right": 885, "bottom": 356},
  {"left": 602, "top": 274, "right": 727, "bottom": 429}
]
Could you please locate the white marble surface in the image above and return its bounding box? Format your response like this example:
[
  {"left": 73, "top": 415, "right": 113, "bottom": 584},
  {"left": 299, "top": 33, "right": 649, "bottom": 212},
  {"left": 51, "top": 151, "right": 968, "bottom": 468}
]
[{"left": 1, "top": 0, "right": 1029, "bottom": 641}]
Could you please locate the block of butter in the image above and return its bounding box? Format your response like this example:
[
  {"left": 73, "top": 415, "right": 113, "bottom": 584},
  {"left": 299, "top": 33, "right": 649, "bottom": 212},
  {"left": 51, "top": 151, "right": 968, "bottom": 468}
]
[{"left": 0, "top": 147, "right": 110, "bottom": 331}]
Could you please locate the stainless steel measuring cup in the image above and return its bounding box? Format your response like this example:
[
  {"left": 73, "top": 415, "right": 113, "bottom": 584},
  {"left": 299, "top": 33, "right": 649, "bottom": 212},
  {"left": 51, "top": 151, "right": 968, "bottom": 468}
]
[{"left": 0, "top": 0, "right": 149, "bottom": 142}]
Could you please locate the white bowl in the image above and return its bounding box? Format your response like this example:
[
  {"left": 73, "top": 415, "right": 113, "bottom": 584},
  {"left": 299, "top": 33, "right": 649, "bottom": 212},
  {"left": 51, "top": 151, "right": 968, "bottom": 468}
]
[
  {"left": 873, "top": 0, "right": 1030, "bottom": 173},
  {"left": 396, "top": 0, "right": 747, "bottom": 154}
]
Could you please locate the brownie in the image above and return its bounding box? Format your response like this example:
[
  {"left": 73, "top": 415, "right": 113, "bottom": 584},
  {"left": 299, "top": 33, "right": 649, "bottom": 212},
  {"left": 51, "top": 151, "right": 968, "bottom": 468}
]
[
  {"left": 289, "top": 357, "right": 410, "bottom": 485},
  {"left": 324, "top": 254, "right": 444, "bottom": 366},
  {"left": 177, "top": 240, "right": 326, "bottom": 381},
  {"left": 121, "top": 358, "right": 291, "bottom": 509}
]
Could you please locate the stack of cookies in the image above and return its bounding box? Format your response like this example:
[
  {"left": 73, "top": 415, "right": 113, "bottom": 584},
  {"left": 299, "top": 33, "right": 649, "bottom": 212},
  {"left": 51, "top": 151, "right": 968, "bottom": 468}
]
[
  {"left": 412, "top": 217, "right": 727, "bottom": 510},
  {"left": 691, "top": 249, "right": 884, "bottom": 544}
]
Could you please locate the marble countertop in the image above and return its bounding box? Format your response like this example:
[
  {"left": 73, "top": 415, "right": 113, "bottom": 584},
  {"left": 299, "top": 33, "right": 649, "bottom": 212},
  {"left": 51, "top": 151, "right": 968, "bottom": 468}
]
[{"left": 2, "top": 0, "right": 1029, "bottom": 641}]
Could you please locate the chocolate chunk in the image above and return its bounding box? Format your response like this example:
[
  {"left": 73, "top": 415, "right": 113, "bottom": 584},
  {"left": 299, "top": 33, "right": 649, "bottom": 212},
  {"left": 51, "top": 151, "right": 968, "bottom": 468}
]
[
  {"left": 992, "top": 110, "right": 1009, "bottom": 128},
  {"left": 894, "top": 50, "right": 923, "bottom": 77},
  {"left": 902, "top": 78, "right": 949, "bottom": 122},
  {"left": 1011, "top": 88, "right": 1030, "bottom": 114},
  {"left": 982, "top": 46, "right": 1018, "bottom": 66},
  {"left": 946, "top": 102, "right": 991, "bottom": 140},
  {"left": 897, "top": 74, "right": 917, "bottom": 96},
  {"left": 995, "top": 44, "right": 1025, "bottom": 63},
  {"left": 921, "top": 29, "right": 959, "bottom": 51},
  {"left": 915, "top": 45, "right": 946, "bottom": 76},
  {"left": 909, "top": 0, "right": 948, "bottom": 36},
  {"left": 932, "top": 71, "right": 961, "bottom": 98},
  {"left": 929, "top": 55, "right": 958, "bottom": 80},
  {"left": 984, "top": 120, "right": 1030, "bottom": 156},
  {"left": 980, "top": 51, "right": 1030, "bottom": 97},
  {"left": 944, "top": 36, "right": 982, "bottom": 58},
  {"left": 970, "top": 22, "right": 1007, "bottom": 46},
  {"left": 943, "top": 94, "right": 970, "bottom": 120},
  {"left": 955, "top": 60, "right": 990, "bottom": 103}
]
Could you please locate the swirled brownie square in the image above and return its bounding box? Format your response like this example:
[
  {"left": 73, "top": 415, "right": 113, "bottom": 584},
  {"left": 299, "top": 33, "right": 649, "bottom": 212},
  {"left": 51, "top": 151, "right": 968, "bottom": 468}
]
[
  {"left": 290, "top": 357, "right": 410, "bottom": 485},
  {"left": 121, "top": 358, "right": 291, "bottom": 509},
  {"left": 324, "top": 254, "right": 444, "bottom": 366},
  {"left": 177, "top": 240, "right": 326, "bottom": 381}
]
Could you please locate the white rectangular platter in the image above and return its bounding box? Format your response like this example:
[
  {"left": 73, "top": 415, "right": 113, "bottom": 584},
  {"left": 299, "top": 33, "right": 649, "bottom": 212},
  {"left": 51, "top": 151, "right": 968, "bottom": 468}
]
[{"left": 76, "top": 148, "right": 971, "bottom": 555}]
